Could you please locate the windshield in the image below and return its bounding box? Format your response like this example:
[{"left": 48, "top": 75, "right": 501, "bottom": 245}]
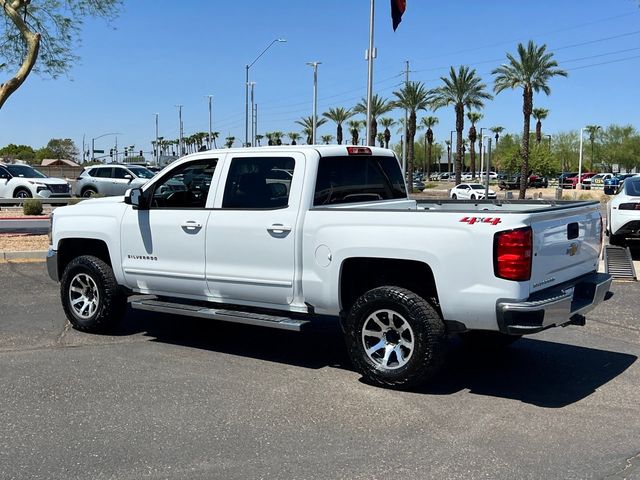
[
  {"left": 6, "top": 165, "right": 47, "bottom": 178},
  {"left": 127, "top": 166, "right": 155, "bottom": 179},
  {"left": 471, "top": 185, "right": 486, "bottom": 190},
  {"left": 624, "top": 178, "right": 640, "bottom": 196}
]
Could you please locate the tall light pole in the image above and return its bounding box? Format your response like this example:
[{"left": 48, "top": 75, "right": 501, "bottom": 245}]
[
  {"left": 306, "top": 61, "right": 321, "bottom": 145},
  {"left": 578, "top": 127, "right": 586, "bottom": 190},
  {"left": 247, "top": 82, "right": 256, "bottom": 146},
  {"left": 91, "top": 132, "right": 120, "bottom": 162},
  {"left": 206, "top": 95, "right": 213, "bottom": 150},
  {"left": 365, "top": 0, "right": 376, "bottom": 146},
  {"left": 245, "top": 38, "right": 286, "bottom": 147},
  {"left": 175, "top": 105, "right": 183, "bottom": 156},
  {"left": 450, "top": 130, "right": 455, "bottom": 174},
  {"left": 154, "top": 113, "right": 159, "bottom": 166}
]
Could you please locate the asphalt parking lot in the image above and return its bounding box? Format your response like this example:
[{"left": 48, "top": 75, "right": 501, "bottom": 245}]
[{"left": 1, "top": 262, "right": 639, "bottom": 480}]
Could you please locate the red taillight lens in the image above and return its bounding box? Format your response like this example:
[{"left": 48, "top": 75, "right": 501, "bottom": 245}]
[
  {"left": 346, "top": 146, "right": 372, "bottom": 155},
  {"left": 494, "top": 227, "right": 532, "bottom": 281},
  {"left": 619, "top": 202, "right": 640, "bottom": 210}
]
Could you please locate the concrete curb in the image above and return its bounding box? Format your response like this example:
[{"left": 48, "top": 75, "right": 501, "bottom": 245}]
[{"left": 1, "top": 250, "right": 47, "bottom": 261}]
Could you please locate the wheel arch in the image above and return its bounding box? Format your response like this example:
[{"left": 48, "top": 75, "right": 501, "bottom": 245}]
[
  {"left": 339, "top": 257, "right": 440, "bottom": 315},
  {"left": 56, "top": 238, "right": 112, "bottom": 281}
]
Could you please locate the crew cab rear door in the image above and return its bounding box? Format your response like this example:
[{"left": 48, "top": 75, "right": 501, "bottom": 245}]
[{"left": 206, "top": 152, "right": 305, "bottom": 306}]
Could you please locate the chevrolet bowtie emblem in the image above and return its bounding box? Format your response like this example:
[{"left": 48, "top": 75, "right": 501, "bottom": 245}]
[{"left": 566, "top": 242, "right": 579, "bottom": 256}]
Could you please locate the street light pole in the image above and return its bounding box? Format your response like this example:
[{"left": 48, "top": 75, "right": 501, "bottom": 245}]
[
  {"left": 245, "top": 38, "right": 286, "bottom": 147},
  {"left": 578, "top": 127, "right": 586, "bottom": 190},
  {"left": 365, "top": 0, "right": 376, "bottom": 146},
  {"left": 175, "top": 105, "right": 183, "bottom": 156},
  {"left": 450, "top": 130, "right": 455, "bottom": 174},
  {"left": 154, "top": 113, "right": 159, "bottom": 166},
  {"left": 248, "top": 83, "right": 256, "bottom": 146},
  {"left": 91, "top": 132, "right": 120, "bottom": 162},
  {"left": 306, "top": 62, "right": 321, "bottom": 145},
  {"left": 206, "top": 95, "right": 213, "bottom": 150}
]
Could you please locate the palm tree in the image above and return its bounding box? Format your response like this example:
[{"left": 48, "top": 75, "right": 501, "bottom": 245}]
[
  {"left": 445, "top": 139, "right": 452, "bottom": 173},
  {"left": 224, "top": 136, "right": 235, "bottom": 149},
  {"left": 379, "top": 117, "right": 396, "bottom": 148},
  {"left": 493, "top": 41, "right": 567, "bottom": 198},
  {"left": 255, "top": 134, "right": 264, "bottom": 147},
  {"left": 430, "top": 66, "right": 493, "bottom": 185},
  {"left": 354, "top": 94, "right": 393, "bottom": 146},
  {"left": 322, "top": 107, "right": 354, "bottom": 145},
  {"left": 585, "top": 125, "right": 601, "bottom": 171},
  {"left": 532, "top": 108, "right": 549, "bottom": 144},
  {"left": 466, "top": 112, "right": 483, "bottom": 179},
  {"left": 320, "top": 134, "right": 334, "bottom": 145},
  {"left": 296, "top": 116, "right": 327, "bottom": 144},
  {"left": 392, "top": 81, "right": 432, "bottom": 192},
  {"left": 287, "top": 132, "right": 301, "bottom": 145},
  {"left": 376, "top": 133, "right": 385, "bottom": 148},
  {"left": 421, "top": 116, "right": 439, "bottom": 179},
  {"left": 348, "top": 120, "right": 364, "bottom": 146},
  {"left": 490, "top": 126, "right": 504, "bottom": 146},
  {"left": 210, "top": 131, "right": 220, "bottom": 149},
  {"left": 272, "top": 131, "right": 284, "bottom": 146}
]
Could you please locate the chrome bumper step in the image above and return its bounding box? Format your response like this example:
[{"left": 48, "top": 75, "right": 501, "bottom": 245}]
[{"left": 130, "top": 299, "right": 309, "bottom": 332}]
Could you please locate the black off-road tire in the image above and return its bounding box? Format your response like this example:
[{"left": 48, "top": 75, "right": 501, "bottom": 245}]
[
  {"left": 345, "top": 286, "right": 446, "bottom": 389},
  {"left": 460, "top": 331, "right": 521, "bottom": 350},
  {"left": 60, "top": 255, "right": 127, "bottom": 333}
]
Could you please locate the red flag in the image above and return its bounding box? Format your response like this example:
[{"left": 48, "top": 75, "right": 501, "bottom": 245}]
[{"left": 391, "top": 0, "right": 406, "bottom": 31}]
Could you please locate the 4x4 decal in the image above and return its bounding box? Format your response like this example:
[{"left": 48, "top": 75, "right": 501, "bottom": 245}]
[{"left": 459, "top": 216, "right": 502, "bottom": 226}]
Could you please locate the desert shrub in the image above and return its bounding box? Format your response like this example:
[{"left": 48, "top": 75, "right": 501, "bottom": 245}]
[{"left": 23, "top": 199, "right": 43, "bottom": 215}]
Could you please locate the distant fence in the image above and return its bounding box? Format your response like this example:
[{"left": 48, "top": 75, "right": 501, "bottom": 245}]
[{"left": 36, "top": 165, "right": 83, "bottom": 180}]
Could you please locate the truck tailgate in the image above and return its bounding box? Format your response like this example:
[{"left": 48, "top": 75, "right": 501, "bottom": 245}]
[{"left": 529, "top": 203, "right": 602, "bottom": 293}]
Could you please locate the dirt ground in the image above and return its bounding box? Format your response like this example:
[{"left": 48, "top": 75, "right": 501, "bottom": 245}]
[{"left": 0, "top": 234, "right": 49, "bottom": 252}]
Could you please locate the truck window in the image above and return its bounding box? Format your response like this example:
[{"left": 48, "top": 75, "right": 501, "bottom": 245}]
[
  {"left": 149, "top": 159, "right": 217, "bottom": 209},
  {"left": 222, "top": 157, "right": 295, "bottom": 209},
  {"left": 314, "top": 156, "right": 406, "bottom": 206}
]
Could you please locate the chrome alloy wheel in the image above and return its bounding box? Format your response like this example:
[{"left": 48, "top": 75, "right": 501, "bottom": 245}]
[
  {"left": 361, "top": 309, "right": 415, "bottom": 370},
  {"left": 68, "top": 273, "right": 100, "bottom": 319}
]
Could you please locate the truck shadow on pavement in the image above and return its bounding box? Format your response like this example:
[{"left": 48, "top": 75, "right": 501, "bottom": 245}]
[{"left": 119, "top": 309, "right": 636, "bottom": 409}]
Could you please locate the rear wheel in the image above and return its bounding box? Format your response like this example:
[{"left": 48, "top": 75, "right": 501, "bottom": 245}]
[
  {"left": 81, "top": 188, "right": 97, "bottom": 198},
  {"left": 60, "top": 255, "right": 126, "bottom": 332},
  {"left": 345, "top": 286, "right": 446, "bottom": 389}
]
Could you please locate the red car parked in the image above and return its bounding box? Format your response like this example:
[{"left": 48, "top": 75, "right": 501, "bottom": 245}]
[{"left": 563, "top": 172, "right": 597, "bottom": 189}]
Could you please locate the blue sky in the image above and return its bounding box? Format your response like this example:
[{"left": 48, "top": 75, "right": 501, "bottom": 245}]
[{"left": 2, "top": 0, "right": 640, "bottom": 156}]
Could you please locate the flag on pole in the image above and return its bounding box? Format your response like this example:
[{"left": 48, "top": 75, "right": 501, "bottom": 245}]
[{"left": 391, "top": 0, "right": 406, "bottom": 31}]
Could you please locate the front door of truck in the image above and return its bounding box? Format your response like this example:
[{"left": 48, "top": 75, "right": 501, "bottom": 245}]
[
  {"left": 206, "top": 153, "right": 304, "bottom": 306},
  {"left": 120, "top": 158, "right": 219, "bottom": 296}
]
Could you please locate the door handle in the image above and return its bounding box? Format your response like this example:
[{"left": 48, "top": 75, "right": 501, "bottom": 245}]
[
  {"left": 267, "top": 224, "right": 292, "bottom": 234},
  {"left": 181, "top": 221, "right": 202, "bottom": 229}
]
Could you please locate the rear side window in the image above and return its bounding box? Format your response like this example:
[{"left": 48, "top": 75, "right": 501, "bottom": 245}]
[
  {"left": 95, "top": 168, "right": 113, "bottom": 178},
  {"left": 314, "top": 156, "right": 406, "bottom": 206},
  {"left": 625, "top": 178, "right": 640, "bottom": 196},
  {"left": 222, "top": 157, "right": 295, "bottom": 209}
]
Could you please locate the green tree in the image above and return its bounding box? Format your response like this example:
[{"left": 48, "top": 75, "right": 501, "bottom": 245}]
[
  {"left": 490, "top": 126, "right": 505, "bottom": 147},
  {"left": 287, "top": 132, "right": 301, "bottom": 145},
  {"left": 224, "top": 136, "right": 235, "bottom": 148},
  {"left": 466, "top": 111, "right": 483, "bottom": 178},
  {"left": 354, "top": 94, "right": 393, "bottom": 146},
  {"left": 296, "top": 116, "right": 327, "bottom": 145},
  {"left": 347, "top": 119, "right": 364, "bottom": 146},
  {"left": 376, "top": 132, "right": 385, "bottom": 147},
  {"left": 379, "top": 117, "right": 396, "bottom": 148},
  {"left": 320, "top": 134, "right": 334, "bottom": 145},
  {"left": 584, "top": 125, "right": 601, "bottom": 171},
  {"left": 322, "top": 107, "right": 353, "bottom": 145},
  {"left": 420, "top": 116, "right": 439, "bottom": 178},
  {"left": 41, "top": 138, "right": 78, "bottom": 160},
  {"left": 532, "top": 108, "right": 549, "bottom": 144},
  {"left": 0, "top": 0, "right": 121, "bottom": 109},
  {"left": 0, "top": 143, "right": 35, "bottom": 162},
  {"left": 493, "top": 41, "right": 567, "bottom": 198},
  {"left": 431, "top": 66, "right": 492, "bottom": 185},
  {"left": 392, "top": 81, "right": 432, "bottom": 192},
  {"left": 600, "top": 125, "right": 640, "bottom": 173}
]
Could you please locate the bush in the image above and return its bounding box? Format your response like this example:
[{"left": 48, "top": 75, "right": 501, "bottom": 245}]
[{"left": 23, "top": 199, "right": 43, "bottom": 215}]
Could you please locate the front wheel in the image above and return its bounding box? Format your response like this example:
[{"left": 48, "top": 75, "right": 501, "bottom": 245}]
[
  {"left": 345, "top": 286, "right": 446, "bottom": 389},
  {"left": 14, "top": 188, "right": 32, "bottom": 199},
  {"left": 451, "top": 194, "right": 457, "bottom": 199},
  {"left": 470, "top": 194, "right": 476, "bottom": 200},
  {"left": 60, "top": 255, "right": 127, "bottom": 332}
]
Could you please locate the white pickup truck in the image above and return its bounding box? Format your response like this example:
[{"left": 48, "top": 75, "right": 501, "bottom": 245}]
[{"left": 47, "top": 146, "right": 612, "bottom": 388}]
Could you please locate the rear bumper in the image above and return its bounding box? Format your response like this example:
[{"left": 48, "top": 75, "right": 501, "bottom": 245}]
[{"left": 496, "top": 272, "right": 612, "bottom": 335}]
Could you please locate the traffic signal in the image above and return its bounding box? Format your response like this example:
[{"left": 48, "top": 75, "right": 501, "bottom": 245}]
[
  {"left": 139, "top": 150, "right": 143, "bottom": 157},
  {"left": 109, "top": 149, "right": 113, "bottom": 158}
]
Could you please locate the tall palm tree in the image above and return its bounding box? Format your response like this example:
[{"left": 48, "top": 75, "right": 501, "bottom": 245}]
[
  {"left": 322, "top": 107, "right": 354, "bottom": 145},
  {"left": 379, "top": 117, "right": 396, "bottom": 148},
  {"left": 585, "top": 125, "right": 601, "bottom": 171},
  {"left": 272, "top": 131, "right": 284, "bottom": 146},
  {"left": 287, "top": 132, "right": 301, "bottom": 145},
  {"left": 445, "top": 139, "right": 452, "bottom": 173},
  {"left": 493, "top": 41, "right": 567, "bottom": 198},
  {"left": 532, "top": 108, "right": 549, "bottom": 144},
  {"left": 392, "top": 81, "right": 431, "bottom": 192},
  {"left": 210, "top": 131, "right": 219, "bottom": 149},
  {"left": 466, "top": 112, "right": 483, "bottom": 179},
  {"left": 421, "top": 116, "right": 439, "bottom": 179},
  {"left": 354, "top": 94, "right": 394, "bottom": 146},
  {"left": 430, "top": 66, "right": 493, "bottom": 185},
  {"left": 224, "top": 136, "right": 235, "bottom": 148},
  {"left": 255, "top": 134, "right": 264, "bottom": 147},
  {"left": 490, "top": 126, "right": 504, "bottom": 146},
  {"left": 348, "top": 120, "right": 364, "bottom": 146},
  {"left": 296, "top": 116, "right": 327, "bottom": 144},
  {"left": 320, "top": 134, "right": 334, "bottom": 145},
  {"left": 376, "top": 133, "right": 385, "bottom": 148}
]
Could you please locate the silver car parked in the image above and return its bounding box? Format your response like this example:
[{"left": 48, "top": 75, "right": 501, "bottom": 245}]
[{"left": 75, "top": 164, "right": 155, "bottom": 197}]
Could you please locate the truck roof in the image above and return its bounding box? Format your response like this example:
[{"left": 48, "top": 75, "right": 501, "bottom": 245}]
[{"left": 188, "top": 145, "right": 396, "bottom": 157}]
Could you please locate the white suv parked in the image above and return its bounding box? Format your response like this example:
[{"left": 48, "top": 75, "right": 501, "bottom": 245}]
[
  {"left": 75, "top": 164, "right": 155, "bottom": 197},
  {"left": 0, "top": 163, "right": 71, "bottom": 199}
]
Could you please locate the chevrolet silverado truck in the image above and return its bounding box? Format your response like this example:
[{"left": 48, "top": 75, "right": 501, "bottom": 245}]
[{"left": 47, "top": 146, "right": 612, "bottom": 388}]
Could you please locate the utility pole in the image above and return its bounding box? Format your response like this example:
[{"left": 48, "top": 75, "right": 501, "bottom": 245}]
[
  {"left": 307, "top": 62, "right": 321, "bottom": 144},
  {"left": 402, "top": 60, "right": 410, "bottom": 176},
  {"left": 206, "top": 95, "right": 213, "bottom": 150},
  {"left": 176, "top": 105, "right": 183, "bottom": 156},
  {"left": 365, "top": 0, "right": 376, "bottom": 146},
  {"left": 154, "top": 113, "right": 159, "bottom": 166}
]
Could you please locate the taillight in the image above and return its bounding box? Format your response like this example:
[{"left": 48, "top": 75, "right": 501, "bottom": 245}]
[
  {"left": 494, "top": 227, "right": 532, "bottom": 281},
  {"left": 346, "top": 146, "right": 372, "bottom": 155},
  {"left": 619, "top": 203, "right": 640, "bottom": 210}
]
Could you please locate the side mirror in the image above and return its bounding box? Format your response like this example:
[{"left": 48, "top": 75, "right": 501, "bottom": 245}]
[
  {"left": 125, "top": 187, "right": 147, "bottom": 209},
  {"left": 124, "top": 174, "right": 133, "bottom": 182}
]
